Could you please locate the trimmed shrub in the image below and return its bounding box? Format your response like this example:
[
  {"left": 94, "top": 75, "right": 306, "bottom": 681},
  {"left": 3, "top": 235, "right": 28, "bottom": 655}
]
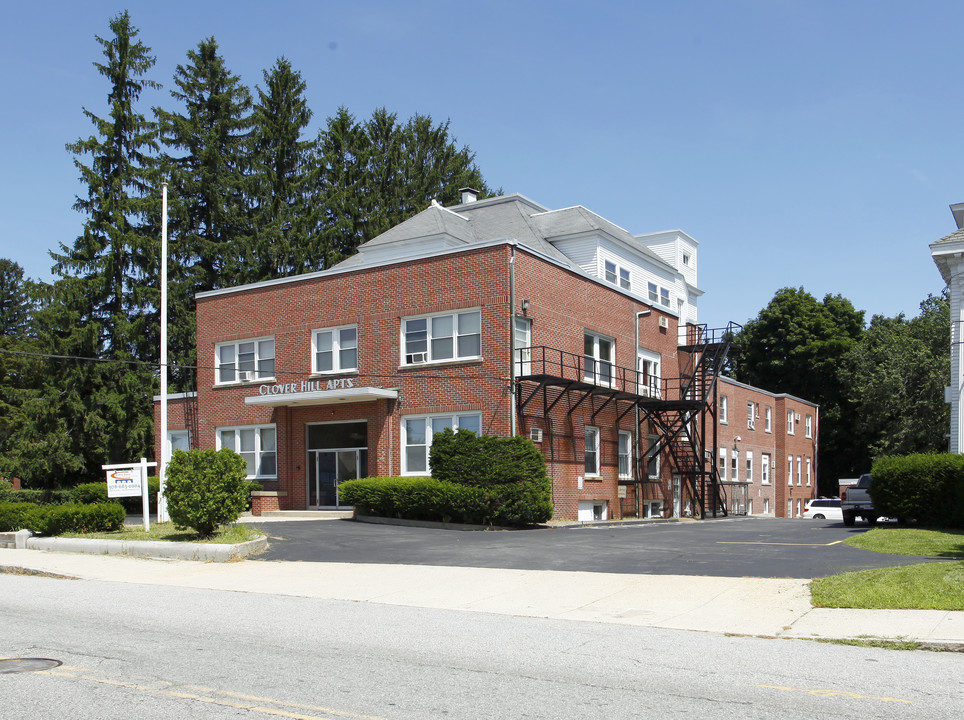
[
  {"left": 0, "top": 502, "right": 38, "bottom": 531},
  {"left": 6, "top": 488, "right": 73, "bottom": 506},
  {"left": 25, "top": 502, "right": 125, "bottom": 535},
  {"left": 164, "top": 448, "right": 249, "bottom": 537},
  {"left": 430, "top": 429, "right": 550, "bottom": 489},
  {"left": 872, "top": 453, "right": 964, "bottom": 528},
  {"left": 340, "top": 477, "right": 488, "bottom": 524},
  {"left": 71, "top": 482, "right": 111, "bottom": 505}
]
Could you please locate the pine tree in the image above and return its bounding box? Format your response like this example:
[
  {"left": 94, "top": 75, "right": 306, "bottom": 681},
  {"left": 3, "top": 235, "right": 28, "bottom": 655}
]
[
  {"left": 312, "top": 107, "right": 368, "bottom": 267},
  {"left": 157, "top": 37, "right": 253, "bottom": 389},
  {"left": 37, "top": 11, "right": 160, "bottom": 482},
  {"left": 244, "top": 57, "right": 315, "bottom": 280}
]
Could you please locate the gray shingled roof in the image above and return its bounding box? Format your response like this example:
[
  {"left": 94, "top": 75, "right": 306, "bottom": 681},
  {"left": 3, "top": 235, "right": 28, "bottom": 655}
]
[
  {"left": 933, "top": 227, "right": 964, "bottom": 247},
  {"left": 337, "top": 194, "right": 674, "bottom": 273}
]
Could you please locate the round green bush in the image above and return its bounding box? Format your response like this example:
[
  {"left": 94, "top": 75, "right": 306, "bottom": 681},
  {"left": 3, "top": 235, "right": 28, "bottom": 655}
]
[{"left": 164, "top": 448, "right": 249, "bottom": 537}]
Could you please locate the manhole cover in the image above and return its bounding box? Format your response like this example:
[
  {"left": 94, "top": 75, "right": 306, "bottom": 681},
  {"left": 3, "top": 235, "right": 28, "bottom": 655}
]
[{"left": 0, "top": 658, "right": 63, "bottom": 674}]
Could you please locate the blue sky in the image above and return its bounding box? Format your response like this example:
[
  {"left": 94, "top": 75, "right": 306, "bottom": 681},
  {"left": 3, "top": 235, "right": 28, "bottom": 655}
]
[{"left": 2, "top": 1, "right": 961, "bottom": 330}]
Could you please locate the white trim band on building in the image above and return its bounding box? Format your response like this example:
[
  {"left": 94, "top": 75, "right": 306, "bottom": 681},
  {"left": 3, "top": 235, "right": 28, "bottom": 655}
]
[{"left": 244, "top": 386, "right": 399, "bottom": 408}]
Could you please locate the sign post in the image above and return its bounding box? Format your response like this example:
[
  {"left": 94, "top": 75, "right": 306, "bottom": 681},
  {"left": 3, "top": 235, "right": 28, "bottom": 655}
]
[{"left": 103, "top": 458, "right": 156, "bottom": 532}]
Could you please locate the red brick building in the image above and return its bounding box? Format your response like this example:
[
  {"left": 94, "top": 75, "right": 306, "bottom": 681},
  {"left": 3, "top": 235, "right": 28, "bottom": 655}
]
[{"left": 156, "top": 192, "right": 816, "bottom": 519}]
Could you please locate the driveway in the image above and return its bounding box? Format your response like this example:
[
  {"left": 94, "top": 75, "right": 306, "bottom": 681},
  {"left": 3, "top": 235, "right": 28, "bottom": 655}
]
[{"left": 250, "top": 517, "right": 947, "bottom": 579}]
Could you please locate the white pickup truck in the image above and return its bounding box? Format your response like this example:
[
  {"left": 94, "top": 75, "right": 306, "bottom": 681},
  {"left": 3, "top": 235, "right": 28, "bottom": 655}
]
[{"left": 842, "top": 473, "right": 878, "bottom": 527}]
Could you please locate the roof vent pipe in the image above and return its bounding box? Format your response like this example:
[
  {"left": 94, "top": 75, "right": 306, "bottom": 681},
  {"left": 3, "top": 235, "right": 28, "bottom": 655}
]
[{"left": 460, "top": 187, "right": 478, "bottom": 204}]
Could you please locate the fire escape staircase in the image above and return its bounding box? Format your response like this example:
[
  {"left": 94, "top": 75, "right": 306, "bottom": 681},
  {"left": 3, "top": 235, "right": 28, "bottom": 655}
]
[{"left": 514, "top": 322, "right": 740, "bottom": 519}]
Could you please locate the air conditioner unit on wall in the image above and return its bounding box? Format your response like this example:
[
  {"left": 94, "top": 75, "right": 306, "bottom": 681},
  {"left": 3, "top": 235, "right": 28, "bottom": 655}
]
[
  {"left": 795, "top": 413, "right": 801, "bottom": 422},
  {"left": 238, "top": 370, "right": 252, "bottom": 382},
  {"left": 406, "top": 352, "right": 427, "bottom": 364},
  {"left": 530, "top": 428, "right": 544, "bottom": 443},
  {"left": 658, "top": 316, "right": 669, "bottom": 329}
]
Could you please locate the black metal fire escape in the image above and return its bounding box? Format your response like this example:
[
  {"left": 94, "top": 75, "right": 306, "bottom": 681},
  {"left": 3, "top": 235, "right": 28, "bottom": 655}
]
[{"left": 514, "top": 322, "right": 740, "bottom": 519}]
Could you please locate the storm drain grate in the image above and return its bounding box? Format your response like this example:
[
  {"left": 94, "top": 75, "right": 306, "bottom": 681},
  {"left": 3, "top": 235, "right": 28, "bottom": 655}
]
[{"left": 0, "top": 658, "right": 63, "bottom": 674}]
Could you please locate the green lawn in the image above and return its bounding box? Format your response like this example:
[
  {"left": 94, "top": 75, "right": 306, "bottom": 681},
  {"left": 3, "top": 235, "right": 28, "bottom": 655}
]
[
  {"left": 811, "top": 527, "right": 964, "bottom": 610},
  {"left": 60, "top": 522, "right": 261, "bottom": 545}
]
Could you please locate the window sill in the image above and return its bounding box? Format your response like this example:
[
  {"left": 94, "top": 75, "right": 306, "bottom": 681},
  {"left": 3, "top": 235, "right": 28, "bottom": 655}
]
[
  {"left": 214, "top": 378, "right": 276, "bottom": 388},
  {"left": 398, "top": 357, "right": 484, "bottom": 371},
  {"left": 310, "top": 370, "right": 359, "bottom": 378}
]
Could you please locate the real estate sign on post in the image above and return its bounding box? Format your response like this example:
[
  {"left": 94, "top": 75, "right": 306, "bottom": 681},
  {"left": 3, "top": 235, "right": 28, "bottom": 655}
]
[
  {"left": 103, "top": 458, "right": 156, "bottom": 531},
  {"left": 106, "top": 467, "right": 142, "bottom": 498}
]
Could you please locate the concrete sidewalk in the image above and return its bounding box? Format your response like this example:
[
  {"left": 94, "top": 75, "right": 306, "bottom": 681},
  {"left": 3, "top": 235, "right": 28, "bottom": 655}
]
[{"left": 3, "top": 546, "right": 963, "bottom": 647}]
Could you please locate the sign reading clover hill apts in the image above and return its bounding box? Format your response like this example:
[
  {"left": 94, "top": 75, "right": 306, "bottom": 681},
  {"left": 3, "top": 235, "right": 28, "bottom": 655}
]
[{"left": 257, "top": 377, "right": 356, "bottom": 396}]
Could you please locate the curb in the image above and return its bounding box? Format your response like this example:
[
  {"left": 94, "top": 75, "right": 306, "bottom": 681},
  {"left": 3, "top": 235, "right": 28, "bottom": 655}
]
[{"left": 18, "top": 534, "right": 267, "bottom": 562}]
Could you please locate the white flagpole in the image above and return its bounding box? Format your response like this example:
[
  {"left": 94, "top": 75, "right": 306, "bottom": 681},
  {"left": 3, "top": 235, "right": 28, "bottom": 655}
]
[{"left": 159, "top": 182, "right": 170, "bottom": 523}]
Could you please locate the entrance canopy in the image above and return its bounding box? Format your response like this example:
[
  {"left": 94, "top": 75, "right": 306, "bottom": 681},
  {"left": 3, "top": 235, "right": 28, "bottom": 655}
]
[{"left": 245, "top": 386, "right": 398, "bottom": 408}]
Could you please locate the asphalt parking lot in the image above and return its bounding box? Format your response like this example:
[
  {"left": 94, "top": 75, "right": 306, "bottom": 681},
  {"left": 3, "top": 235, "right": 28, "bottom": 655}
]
[{"left": 251, "top": 517, "right": 948, "bottom": 579}]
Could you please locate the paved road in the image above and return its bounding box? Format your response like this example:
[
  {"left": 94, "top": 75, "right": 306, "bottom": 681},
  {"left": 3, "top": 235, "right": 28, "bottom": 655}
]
[{"left": 251, "top": 517, "right": 947, "bottom": 578}]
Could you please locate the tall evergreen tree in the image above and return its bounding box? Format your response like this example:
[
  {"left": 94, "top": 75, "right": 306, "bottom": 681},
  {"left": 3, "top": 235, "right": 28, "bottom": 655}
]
[
  {"left": 244, "top": 57, "right": 315, "bottom": 280},
  {"left": 157, "top": 37, "right": 253, "bottom": 388},
  {"left": 312, "top": 107, "right": 369, "bottom": 267},
  {"left": 311, "top": 107, "right": 494, "bottom": 265},
  {"left": 35, "top": 11, "right": 160, "bottom": 483}
]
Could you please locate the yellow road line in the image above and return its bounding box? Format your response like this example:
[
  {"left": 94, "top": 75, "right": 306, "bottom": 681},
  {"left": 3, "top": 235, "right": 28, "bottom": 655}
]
[
  {"left": 758, "top": 684, "right": 911, "bottom": 703},
  {"left": 45, "top": 667, "right": 387, "bottom": 720}
]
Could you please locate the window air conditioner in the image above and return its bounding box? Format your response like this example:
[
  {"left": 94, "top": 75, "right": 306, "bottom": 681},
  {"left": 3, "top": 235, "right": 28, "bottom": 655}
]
[
  {"left": 530, "top": 428, "right": 544, "bottom": 443},
  {"left": 238, "top": 370, "right": 252, "bottom": 382},
  {"left": 406, "top": 352, "right": 427, "bottom": 364},
  {"left": 658, "top": 316, "right": 669, "bottom": 329}
]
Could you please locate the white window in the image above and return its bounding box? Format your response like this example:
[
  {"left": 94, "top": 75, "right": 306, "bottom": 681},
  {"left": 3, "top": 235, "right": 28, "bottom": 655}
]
[
  {"left": 584, "top": 332, "right": 614, "bottom": 385},
  {"left": 313, "top": 325, "right": 357, "bottom": 374},
  {"left": 647, "top": 435, "right": 660, "bottom": 479},
  {"left": 731, "top": 450, "right": 739, "bottom": 482},
  {"left": 788, "top": 500, "right": 793, "bottom": 518},
  {"left": 765, "top": 406, "right": 772, "bottom": 433},
  {"left": 682, "top": 253, "right": 690, "bottom": 266},
  {"left": 637, "top": 349, "right": 661, "bottom": 397},
  {"left": 618, "top": 431, "right": 633, "bottom": 478},
  {"left": 514, "top": 316, "right": 532, "bottom": 376},
  {"left": 168, "top": 429, "right": 190, "bottom": 454},
  {"left": 746, "top": 451, "right": 753, "bottom": 483},
  {"left": 217, "top": 425, "right": 277, "bottom": 478},
  {"left": 216, "top": 337, "right": 275, "bottom": 384},
  {"left": 805, "top": 414, "right": 813, "bottom": 438},
  {"left": 402, "top": 413, "right": 481, "bottom": 475},
  {"left": 747, "top": 402, "right": 756, "bottom": 430},
  {"left": 584, "top": 426, "right": 600, "bottom": 476},
  {"left": 648, "top": 282, "right": 658, "bottom": 303},
  {"left": 806, "top": 457, "right": 812, "bottom": 486},
  {"left": 604, "top": 260, "right": 631, "bottom": 290},
  {"left": 660, "top": 287, "right": 670, "bottom": 307},
  {"left": 761, "top": 453, "right": 771, "bottom": 484},
  {"left": 403, "top": 310, "right": 481, "bottom": 365},
  {"left": 764, "top": 498, "right": 769, "bottom": 514},
  {"left": 719, "top": 395, "right": 728, "bottom": 424},
  {"left": 787, "top": 456, "right": 793, "bottom": 485},
  {"left": 796, "top": 456, "right": 802, "bottom": 486},
  {"left": 787, "top": 409, "right": 795, "bottom": 435},
  {"left": 718, "top": 448, "right": 727, "bottom": 481}
]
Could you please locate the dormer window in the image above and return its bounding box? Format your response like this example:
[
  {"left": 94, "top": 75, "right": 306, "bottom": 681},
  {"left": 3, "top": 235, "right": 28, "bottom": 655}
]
[
  {"left": 682, "top": 254, "right": 690, "bottom": 266},
  {"left": 604, "top": 260, "right": 631, "bottom": 290}
]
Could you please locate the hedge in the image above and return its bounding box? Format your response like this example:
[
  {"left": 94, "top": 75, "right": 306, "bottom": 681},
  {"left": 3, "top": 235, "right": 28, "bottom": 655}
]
[
  {"left": 0, "top": 501, "right": 125, "bottom": 535},
  {"left": 340, "top": 475, "right": 554, "bottom": 527},
  {"left": 0, "top": 502, "right": 39, "bottom": 531},
  {"left": 872, "top": 453, "right": 964, "bottom": 528}
]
